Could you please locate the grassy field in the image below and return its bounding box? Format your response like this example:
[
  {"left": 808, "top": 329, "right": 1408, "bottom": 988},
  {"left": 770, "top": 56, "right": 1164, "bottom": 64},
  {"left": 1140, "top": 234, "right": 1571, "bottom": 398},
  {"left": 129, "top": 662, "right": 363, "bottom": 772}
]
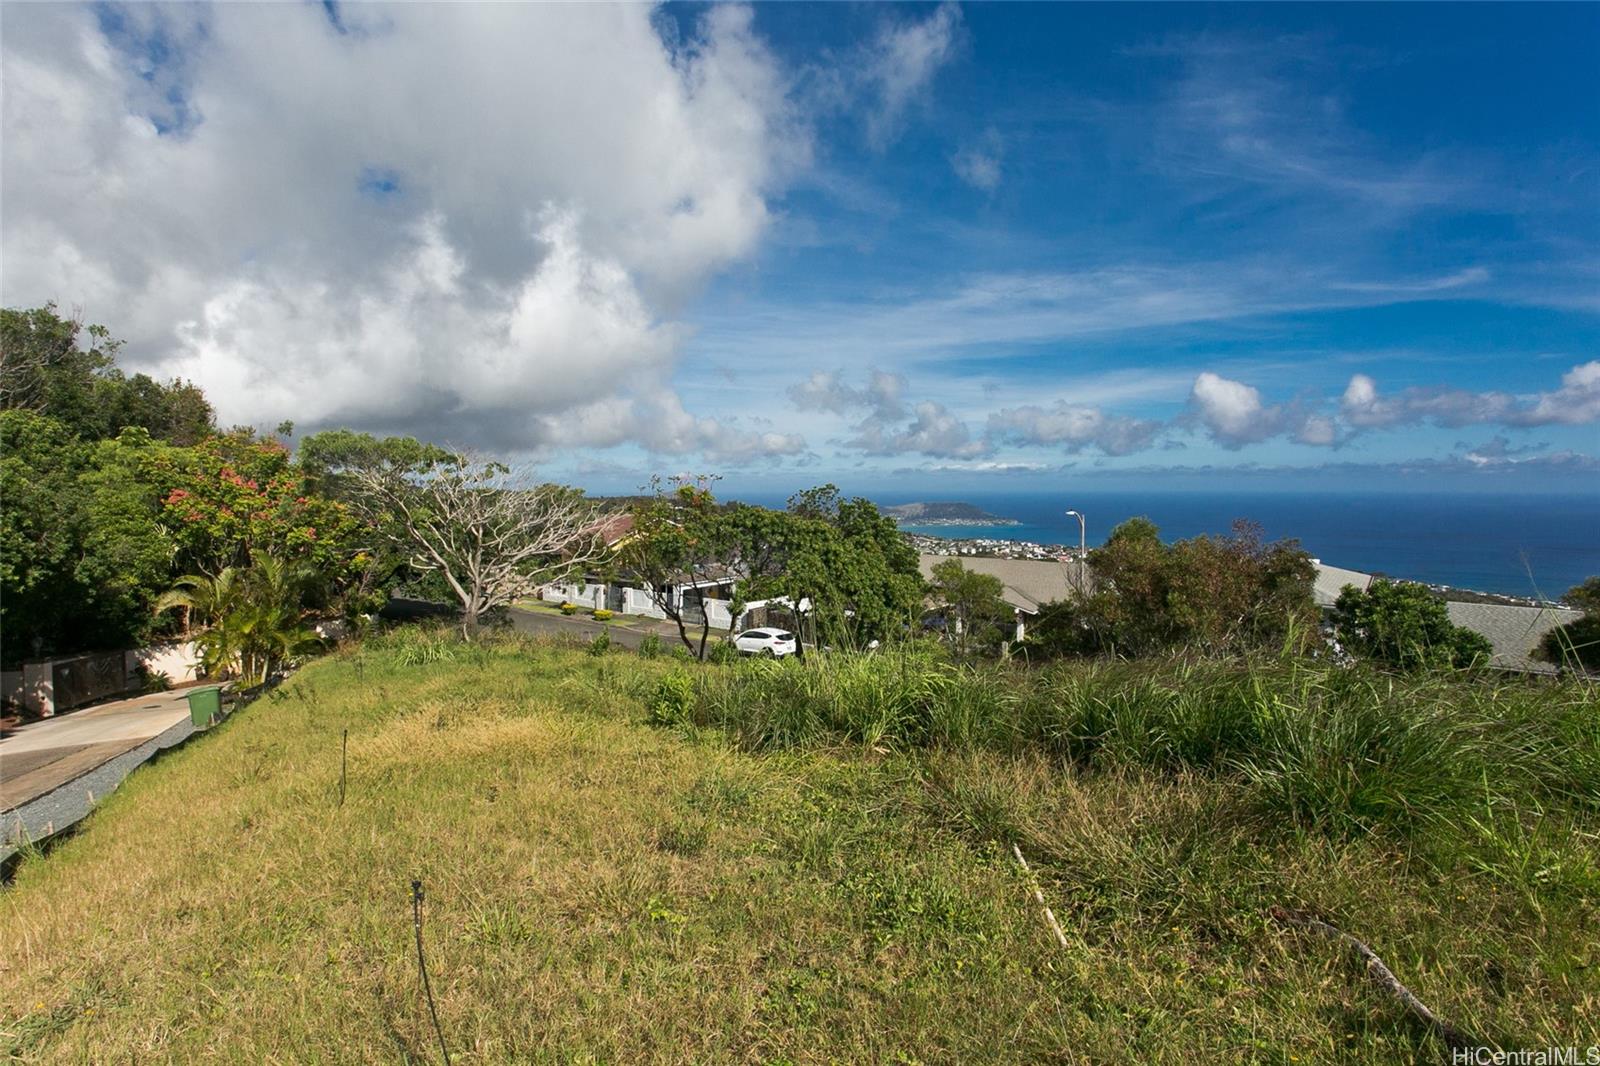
[{"left": 2, "top": 629, "right": 1596, "bottom": 1063}]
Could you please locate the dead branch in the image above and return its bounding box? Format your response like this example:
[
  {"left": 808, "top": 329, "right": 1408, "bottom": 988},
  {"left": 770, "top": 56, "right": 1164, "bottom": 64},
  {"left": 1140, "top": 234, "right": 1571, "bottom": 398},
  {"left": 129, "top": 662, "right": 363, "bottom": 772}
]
[{"left": 1269, "top": 906, "right": 1477, "bottom": 1052}]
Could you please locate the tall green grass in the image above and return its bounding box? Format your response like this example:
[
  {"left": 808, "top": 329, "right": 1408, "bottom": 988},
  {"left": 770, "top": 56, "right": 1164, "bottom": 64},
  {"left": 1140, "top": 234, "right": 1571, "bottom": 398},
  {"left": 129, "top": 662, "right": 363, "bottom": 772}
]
[{"left": 662, "top": 648, "right": 1598, "bottom": 836}]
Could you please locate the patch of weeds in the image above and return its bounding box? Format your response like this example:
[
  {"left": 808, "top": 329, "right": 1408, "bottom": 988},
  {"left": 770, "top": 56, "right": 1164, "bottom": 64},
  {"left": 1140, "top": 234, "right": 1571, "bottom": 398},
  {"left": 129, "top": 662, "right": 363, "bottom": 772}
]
[
  {"left": 655, "top": 818, "right": 710, "bottom": 857},
  {"left": 646, "top": 896, "right": 688, "bottom": 927},
  {"left": 1, "top": 979, "right": 112, "bottom": 1057},
  {"left": 638, "top": 633, "right": 663, "bottom": 659},
  {"left": 462, "top": 903, "right": 536, "bottom": 948},
  {"left": 682, "top": 772, "right": 757, "bottom": 815},
  {"left": 841, "top": 864, "right": 988, "bottom": 948},
  {"left": 759, "top": 967, "right": 838, "bottom": 1028},
  {"left": 647, "top": 670, "right": 696, "bottom": 727}
]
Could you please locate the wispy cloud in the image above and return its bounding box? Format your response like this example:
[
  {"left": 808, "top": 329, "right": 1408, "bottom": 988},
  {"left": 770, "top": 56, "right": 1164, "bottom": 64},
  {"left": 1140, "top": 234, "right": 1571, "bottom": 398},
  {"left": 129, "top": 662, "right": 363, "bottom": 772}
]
[
  {"left": 987, "top": 402, "right": 1161, "bottom": 456},
  {"left": 864, "top": 3, "right": 961, "bottom": 146},
  {"left": 950, "top": 128, "right": 1003, "bottom": 190},
  {"left": 1143, "top": 32, "right": 1478, "bottom": 214},
  {"left": 846, "top": 400, "right": 988, "bottom": 459},
  {"left": 1331, "top": 267, "right": 1491, "bottom": 294},
  {"left": 1342, "top": 361, "right": 1600, "bottom": 429}
]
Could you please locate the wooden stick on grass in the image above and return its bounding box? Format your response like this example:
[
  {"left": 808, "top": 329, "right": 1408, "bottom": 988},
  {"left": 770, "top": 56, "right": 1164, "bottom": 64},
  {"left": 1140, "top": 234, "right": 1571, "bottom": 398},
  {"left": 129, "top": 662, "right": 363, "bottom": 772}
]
[
  {"left": 1012, "top": 843, "right": 1069, "bottom": 950},
  {"left": 1269, "top": 906, "right": 1477, "bottom": 1051}
]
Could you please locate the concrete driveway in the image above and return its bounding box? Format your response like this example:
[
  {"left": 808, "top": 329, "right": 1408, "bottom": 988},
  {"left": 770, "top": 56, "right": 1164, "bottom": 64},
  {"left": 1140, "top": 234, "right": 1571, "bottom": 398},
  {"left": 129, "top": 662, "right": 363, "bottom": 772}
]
[{"left": 1, "top": 690, "right": 195, "bottom": 812}]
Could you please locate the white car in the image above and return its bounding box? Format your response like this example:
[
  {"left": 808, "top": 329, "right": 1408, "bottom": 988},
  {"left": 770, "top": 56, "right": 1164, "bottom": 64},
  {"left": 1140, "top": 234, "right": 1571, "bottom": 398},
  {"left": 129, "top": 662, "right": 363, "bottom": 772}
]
[{"left": 733, "top": 628, "right": 798, "bottom": 658}]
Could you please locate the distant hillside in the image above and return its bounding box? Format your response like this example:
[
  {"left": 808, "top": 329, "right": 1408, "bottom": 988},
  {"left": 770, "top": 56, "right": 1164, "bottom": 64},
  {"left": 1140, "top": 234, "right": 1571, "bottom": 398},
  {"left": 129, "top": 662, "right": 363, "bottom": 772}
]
[{"left": 882, "top": 501, "right": 1020, "bottom": 525}]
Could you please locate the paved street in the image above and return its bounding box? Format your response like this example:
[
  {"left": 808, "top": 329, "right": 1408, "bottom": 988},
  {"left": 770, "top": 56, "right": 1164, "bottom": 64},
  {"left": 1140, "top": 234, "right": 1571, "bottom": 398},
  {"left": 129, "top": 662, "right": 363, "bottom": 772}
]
[{"left": 507, "top": 606, "right": 679, "bottom": 651}]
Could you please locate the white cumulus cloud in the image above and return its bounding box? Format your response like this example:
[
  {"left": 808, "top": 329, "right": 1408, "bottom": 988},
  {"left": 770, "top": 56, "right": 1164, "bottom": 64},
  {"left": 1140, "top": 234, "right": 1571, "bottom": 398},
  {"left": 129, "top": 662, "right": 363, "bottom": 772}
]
[
  {"left": 987, "top": 402, "right": 1160, "bottom": 455},
  {"left": 1341, "top": 361, "right": 1600, "bottom": 429},
  {"left": 1189, "top": 371, "right": 1333, "bottom": 448},
  {"left": 0, "top": 2, "right": 806, "bottom": 456}
]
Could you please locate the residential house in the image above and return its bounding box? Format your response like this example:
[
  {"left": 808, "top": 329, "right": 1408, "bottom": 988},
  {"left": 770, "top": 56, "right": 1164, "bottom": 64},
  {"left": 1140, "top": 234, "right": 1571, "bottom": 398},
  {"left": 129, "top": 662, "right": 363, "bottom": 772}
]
[
  {"left": 1311, "top": 560, "right": 1374, "bottom": 609},
  {"left": 918, "top": 554, "right": 1078, "bottom": 641},
  {"left": 1444, "top": 601, "right": 1581, "bottom": 675},
  {"left": 1311, "top": 560, "right": 1579, "bottom": 673}
]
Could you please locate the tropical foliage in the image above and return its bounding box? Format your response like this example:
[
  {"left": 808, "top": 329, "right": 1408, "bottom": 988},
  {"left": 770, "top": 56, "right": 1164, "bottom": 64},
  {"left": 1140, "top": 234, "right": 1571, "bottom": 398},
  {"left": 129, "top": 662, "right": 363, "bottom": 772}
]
[
  {"left": 155, "top": 556, "right": 318, "bottom": 685},
  {"left": 1030, "top": 518, "right": 1318, "bottom": 659},
  {"left": 623, "top": 480, "right": 925, "bottom": 657},
  {"left": 1332, "top": 579, "right": 1494, "bottom": 671},
  {"left": 0, "top": 305, "right": 369, "bottom": 663},
  {"left": 926, "top": 558, "right": 1013, "bottom": 654},
  {"left": 1537, "top": 576, "right": 1600, "bottom": 672},
  {"left": 0, "top": 303, "right": 212, "bottom": 444}
]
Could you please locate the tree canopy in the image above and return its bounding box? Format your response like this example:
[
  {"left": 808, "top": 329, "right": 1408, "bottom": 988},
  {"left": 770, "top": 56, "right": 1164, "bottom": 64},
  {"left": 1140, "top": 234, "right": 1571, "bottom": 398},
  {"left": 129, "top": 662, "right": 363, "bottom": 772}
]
[
  {"left": 1, "top": 303, "right": 213, "bottom": 444},
  {"left": 1030, "top": 518, "right": 1317, "bottom": 658},
  {"left": 1332, "top": 580, "right": 1493, "bottom": 671}
]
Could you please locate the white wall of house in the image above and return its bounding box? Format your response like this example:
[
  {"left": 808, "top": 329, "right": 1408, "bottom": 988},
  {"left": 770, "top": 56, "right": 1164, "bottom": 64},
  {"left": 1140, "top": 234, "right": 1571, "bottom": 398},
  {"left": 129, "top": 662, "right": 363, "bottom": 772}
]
[
  {"left": 705, "top": 599, "right": 739, "bottom": 631},
  {"left": 536, "top": 580, "right": 753, "bottom": 631},
  {"left": 130, "top": 641, "right": 203, "bottom": 685}
]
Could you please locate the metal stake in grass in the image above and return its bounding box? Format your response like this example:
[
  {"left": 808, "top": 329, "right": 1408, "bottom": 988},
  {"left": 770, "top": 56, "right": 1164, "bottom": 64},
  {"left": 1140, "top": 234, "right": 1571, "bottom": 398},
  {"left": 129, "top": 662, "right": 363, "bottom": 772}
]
[
  {"left": 1012, "top": 844, "right": 1069, "bottom": 950},
  {"left": 339, "top": 728, "right": 348, "bottom": 807},
  {"left": 411, "top": 879, "right": 451, "bottom": 1065}
]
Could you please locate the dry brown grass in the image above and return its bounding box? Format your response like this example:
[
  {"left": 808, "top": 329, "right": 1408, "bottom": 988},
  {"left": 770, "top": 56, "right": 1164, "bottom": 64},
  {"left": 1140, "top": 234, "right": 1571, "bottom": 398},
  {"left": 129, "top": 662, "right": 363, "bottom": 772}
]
[{"left": 2, "top": 634, "right": 1594, "bottom": 1062}]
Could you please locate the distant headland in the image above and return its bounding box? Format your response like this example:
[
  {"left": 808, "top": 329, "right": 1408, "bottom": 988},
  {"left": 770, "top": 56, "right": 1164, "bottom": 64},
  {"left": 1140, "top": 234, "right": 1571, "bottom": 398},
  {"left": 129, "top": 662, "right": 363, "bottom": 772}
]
[{"left": 881, "top": 501, "right": 1021, "bottom": 527}]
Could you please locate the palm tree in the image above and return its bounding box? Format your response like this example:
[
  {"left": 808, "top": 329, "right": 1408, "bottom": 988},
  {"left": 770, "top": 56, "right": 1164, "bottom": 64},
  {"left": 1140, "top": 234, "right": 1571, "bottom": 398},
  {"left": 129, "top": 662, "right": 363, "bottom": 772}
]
[
  {"left": 233, "top": 556, "right": 318, "bottom": 684},
  {"left": 156, "top": 556, "right": 320, "bottom": 684},
  {"left": 156, "top": 567, "right": 247, "bottom": 679}
]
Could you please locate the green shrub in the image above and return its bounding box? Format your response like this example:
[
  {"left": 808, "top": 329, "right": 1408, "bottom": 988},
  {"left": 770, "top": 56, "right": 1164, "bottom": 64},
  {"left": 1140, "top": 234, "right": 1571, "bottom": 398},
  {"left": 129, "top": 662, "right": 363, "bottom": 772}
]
[
  {"left": 1538, "top": 614, "right": 1600, "bottom": 673},
  {"left": 647, "top": 670, "right": 697, "bottom": 726},
  {"left": 1333, "top": 580, "right": 1493, "bottom": 670},
  {"left": 706, "top": 641, "right": 739, "bottom": 665},
  {"left": 374, "top": 623, "right": 466, "bottom": 667},
  {"left": 587, "top": 630, "right": 611, "bottom": 657},
  {"left": 638, "top": 633, "right": 663, "bottom": 659},
  {"left": 671, "top": 649, "right": 1600, "bottom": 838}
]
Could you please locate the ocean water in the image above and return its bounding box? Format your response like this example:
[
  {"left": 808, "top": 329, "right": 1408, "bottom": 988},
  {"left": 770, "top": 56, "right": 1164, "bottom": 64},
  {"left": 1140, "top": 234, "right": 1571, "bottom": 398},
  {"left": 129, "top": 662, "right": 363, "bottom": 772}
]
[{"left": 883, "top": 491, "right": 1599, "bottom": 599}]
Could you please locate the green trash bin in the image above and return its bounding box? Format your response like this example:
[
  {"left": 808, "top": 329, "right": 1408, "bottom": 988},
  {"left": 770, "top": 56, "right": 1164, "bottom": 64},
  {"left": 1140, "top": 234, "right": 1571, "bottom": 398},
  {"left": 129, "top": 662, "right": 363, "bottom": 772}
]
[{"left": 185, "top": 685, "right": 223, "bottom": 728}]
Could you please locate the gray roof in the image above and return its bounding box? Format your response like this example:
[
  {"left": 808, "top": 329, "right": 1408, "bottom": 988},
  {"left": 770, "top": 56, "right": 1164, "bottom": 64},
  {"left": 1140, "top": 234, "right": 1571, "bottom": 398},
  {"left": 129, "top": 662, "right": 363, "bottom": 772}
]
[
  {"left": 919, "top": 555, "right": 1083, "bottom": 613},
  {"left": 1313, "top": 562, "right": 1374, "bottom": 608},
  {"left": 1445, "top": 601, "right": 1582, "bottom": 674}
]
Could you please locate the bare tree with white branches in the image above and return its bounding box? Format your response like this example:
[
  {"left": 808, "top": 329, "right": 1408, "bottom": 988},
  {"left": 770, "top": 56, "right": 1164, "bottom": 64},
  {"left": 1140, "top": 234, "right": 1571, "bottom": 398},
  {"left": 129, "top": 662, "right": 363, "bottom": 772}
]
[{"left": 349, "top": 450, "right": 605, "bottom": 638}]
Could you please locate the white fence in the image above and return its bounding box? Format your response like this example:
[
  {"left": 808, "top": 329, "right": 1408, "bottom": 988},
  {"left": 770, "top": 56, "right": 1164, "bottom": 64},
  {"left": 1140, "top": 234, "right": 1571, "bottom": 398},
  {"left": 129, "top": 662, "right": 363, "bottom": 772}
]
[
  {"left": 537, "top": 582, "right": 751, "bottom": 630},
  {"left": 541, "top": 583, "right": 606, "bottom": 610}
]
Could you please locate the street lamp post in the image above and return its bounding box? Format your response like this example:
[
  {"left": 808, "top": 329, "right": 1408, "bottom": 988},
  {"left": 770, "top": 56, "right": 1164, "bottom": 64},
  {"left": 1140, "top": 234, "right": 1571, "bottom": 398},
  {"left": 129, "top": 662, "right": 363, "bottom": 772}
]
[{"left": 1065, "top": 509, "right": 1086, "bottom": 598}]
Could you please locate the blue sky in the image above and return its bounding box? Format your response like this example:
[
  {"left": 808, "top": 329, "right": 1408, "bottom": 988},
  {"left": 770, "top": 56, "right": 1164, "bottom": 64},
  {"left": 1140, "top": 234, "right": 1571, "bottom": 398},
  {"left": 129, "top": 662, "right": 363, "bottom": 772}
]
[
  {"left": 2, "top": 2, "right": 1596, "bottom": 496},
  {"left": 666, "top": 2, "right": 1600, "bottom": 496}
]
